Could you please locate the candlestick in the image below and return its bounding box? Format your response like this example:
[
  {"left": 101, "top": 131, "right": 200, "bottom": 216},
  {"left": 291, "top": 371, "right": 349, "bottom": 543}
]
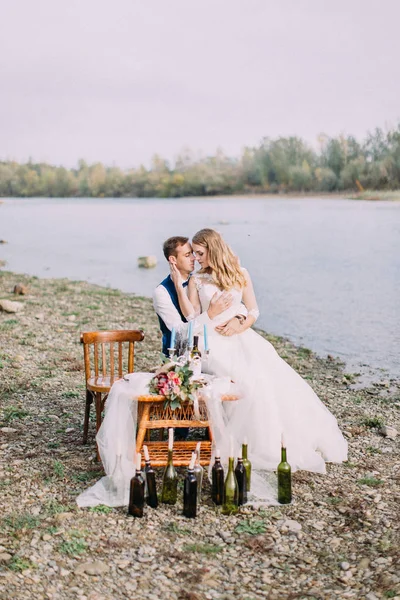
[{"left": 203, "top": 324, "right": 208, "bottom": 352}]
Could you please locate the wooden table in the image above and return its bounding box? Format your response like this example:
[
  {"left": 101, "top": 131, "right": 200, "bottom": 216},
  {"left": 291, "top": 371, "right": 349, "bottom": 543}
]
[{"left": 136, "top": 392, "right": 238, "bottom": 467}]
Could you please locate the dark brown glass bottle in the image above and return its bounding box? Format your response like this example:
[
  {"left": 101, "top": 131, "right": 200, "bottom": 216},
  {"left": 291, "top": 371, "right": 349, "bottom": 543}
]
[
  {"left": 143, "top": 445, "right": 158, "bottom": 509},
  {"left": 242, "top": 439, "right": 252, "bottom": 491},
  {"left": 235, "top": 454, "right": 248, "bottom": 506},
  {"left": 128, "top": 453, "right": 145, "bottom": 518},
  {"left": 183, "top": 453, "right": 198, "bottom": 518},
  {"left": 211, "top": 449, "right": 224, "bottom": 505}
]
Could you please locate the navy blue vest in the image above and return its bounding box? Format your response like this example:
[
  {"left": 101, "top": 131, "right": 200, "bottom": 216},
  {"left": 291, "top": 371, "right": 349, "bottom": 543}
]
[{"left": 157, "top": 275, "right": 188, "bottom": 356}]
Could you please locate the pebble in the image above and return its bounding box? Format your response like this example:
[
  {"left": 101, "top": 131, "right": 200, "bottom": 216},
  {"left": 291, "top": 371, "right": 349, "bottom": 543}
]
[
  {"left": 0, "top": 427, "right": 17, "bottom": 433},
  {"left": 340, "top": 561, "right": 350, "bottom": 570},
  {"left": 380, "top": 425, "right": 398, "bottom": 439},
  {"left": 75, "top": 561, "right": 109, "bottom": 576},
  {"left": 0, "top": 553, "right": 12, "bottom": 562},
  {"left": 281, "top": 519, "right": 302, "bottom": 532}
]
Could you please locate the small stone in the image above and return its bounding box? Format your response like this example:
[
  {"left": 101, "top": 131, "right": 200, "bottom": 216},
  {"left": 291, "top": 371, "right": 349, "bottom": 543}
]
[
  {"left": 42, "top": 534, "right": 52, "bottom": 541},
  {"left": 281, "top": 519, "right": 302, "bottom": 532},
  {"left": 65, "top": 428, "right": 74, "bottom": 433},
  {"left": 68, "top": 315, "right": 76, "bottom": 322},
  {"left": 0, "top": 427, "right": 17, "bottom": 433},
  {"left": 13, "top": 284, "right": 28, "bottom": 295},
  {"left": 0, "top": 553, "right": 12, "bottom": 562},
  {"left": 54, "top": 512, "right": 74, "bottom": 523},
  {"left": 137, "top": 256, "right": 157, "bottom": 269},
  {"left": 75, "top": 561, "right": 109, "bottom": 576},
  {"left": 311, "top": 521, "right": 326, "bottom": 531},
  {"left": 380, "top": 425, "right": 398, "bottom": 439},
  {"left": 340, "top": 561, "right": 350, "bottom": 571},
  {"left": 365, "top": 593, "right": 379, "bottom": 600},
  {"left": 0, "top": 299, "right": 24, "bottom": 313},
  {"left": 358, "top": 558, "right": 370, "bottom": 570}
]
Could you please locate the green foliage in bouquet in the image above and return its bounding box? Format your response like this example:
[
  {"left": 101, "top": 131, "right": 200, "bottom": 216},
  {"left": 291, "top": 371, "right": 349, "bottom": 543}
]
[{"left": 149, "top": 355, "right": 204, "bottom": 410}]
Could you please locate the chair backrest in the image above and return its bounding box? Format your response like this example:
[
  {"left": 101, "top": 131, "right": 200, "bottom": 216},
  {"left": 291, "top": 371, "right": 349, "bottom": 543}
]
[{"left": 80, "top": 330, "right": 145, "bottom": 382}]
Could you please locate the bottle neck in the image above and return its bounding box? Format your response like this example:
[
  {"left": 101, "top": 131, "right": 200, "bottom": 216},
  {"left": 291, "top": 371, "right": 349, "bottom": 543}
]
[
  {"left": 281, "top": 447, "right": 287, "bottom": 462},
  {"left": 228, "top": 457, "right": 234, "bottom": 471},
  {"left": 167, "top": 449, "right": 173, "bottom": 464},
  {"left": 242, "top": 444, "right": 248, "bottom": 460}
]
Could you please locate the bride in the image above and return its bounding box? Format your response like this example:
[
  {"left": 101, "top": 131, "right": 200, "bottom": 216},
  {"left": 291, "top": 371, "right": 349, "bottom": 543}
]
[{"left": 171, "top": 228, "right": 348, "bottom": 474}]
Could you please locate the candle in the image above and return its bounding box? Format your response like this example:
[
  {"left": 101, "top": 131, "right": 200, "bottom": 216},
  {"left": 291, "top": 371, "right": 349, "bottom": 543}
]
[
  {"left": 281, "top": 432, "right": 286, "bottom": 448},
  {"left": 168, "top": 428, "right": 174, "bottom": 450},
  {"left": 243, "top": 436, "right": 248, "bottom": 445},
  {"left": 170, "top": 327, "right": 176, "bottom": 350},
  {"left": 143, "top": 444, "right": 150, "bottom": 462},
  {"left": 189, "top": 452, "right": 196, "bottom": 470},
  {"left": 203, "top": 324, "right": 208, "bottom": 351},
  {"left": 136, "top": 452, "right": 142, "bottom": 472},
  {"left": 187, "top": 320, "right": 193, "bottom": 346}
]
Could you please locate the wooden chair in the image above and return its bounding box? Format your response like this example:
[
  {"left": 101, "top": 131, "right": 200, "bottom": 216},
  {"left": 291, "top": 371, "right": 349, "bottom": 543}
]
[{"left": 80, "top": 329, "right": 144, "bottom": 444}]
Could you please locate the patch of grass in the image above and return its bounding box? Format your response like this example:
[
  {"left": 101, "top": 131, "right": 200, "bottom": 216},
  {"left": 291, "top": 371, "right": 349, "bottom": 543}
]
[
  {"left": 53, "top": 461, "right": 66, "bottom": 479},
  {"left": 325, "top": 496, "right": 342, "bottom": 505},
  {"left": 384, "top": 591, "right": 397, "bottom": 598},
  {"left": 87, "top": 305, "right": 100, "bottom": 310},
  {"left": 72, "top": 470, "right": 101, "bottom": 483},
  {"left": 89, "top": 505, "right": 113, "bottom": 514},
  {"left": 366, "top": 446, "right": 381, "bottom": 455},
  {"left": 297, "top": 347, "right": 312, "bottom": 358},
  {"left": 164, "top": 522, "right": 191, "bottom": 535},
  {"left": 46, "top": 526, "right": 59, "bottom": 535},
  {"left": 2, "top": 513, "right": 40, "bottom": 532},
  {"left": 59, "top": 530, "right": 87, "bottom": 556},
  {"left": 2, "top": 406, "right": 29, "bottom": 422},
  {"left": 43, "top": 500, "right": 72, "bottom": 515},
  {"left": 183, "top": 543, "right": 222, "bottom": 555},
  {"left": 235, "top": 519, "right": 267, "bottom": 535},
  {"left": 47, "top": 441, "right": 60, "bottom": 449},
  {"left": 63, "top": 390, "right": 80, "bottom": 398},
  {"left": 357, "top": 477, "right": 384, "bottom": 487},
  {"left": 362, "top": 417, "right": 384, "bottom": 429},
  {"left": 8, "top": 556, "right": 35, "bottom": 572},
  {"left": 0, "top": 319, "right": 19, "bottom": 329}
]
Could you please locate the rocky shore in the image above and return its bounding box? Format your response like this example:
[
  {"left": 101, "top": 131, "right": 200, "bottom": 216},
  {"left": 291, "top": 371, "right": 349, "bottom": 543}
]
[{"left": 0, "top": 270, "right": 399, "bottom": 600}]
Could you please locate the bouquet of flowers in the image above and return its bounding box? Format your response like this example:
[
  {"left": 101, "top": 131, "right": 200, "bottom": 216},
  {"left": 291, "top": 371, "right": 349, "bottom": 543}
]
[{"left": 148, "top": 356, "right": 204, "bottom": 410}]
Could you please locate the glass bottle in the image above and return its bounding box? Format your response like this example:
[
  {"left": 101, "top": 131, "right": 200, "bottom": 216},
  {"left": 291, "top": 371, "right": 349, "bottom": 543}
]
[
  {"left": 190, "top": 335, "right": 202, "bottom": 379},
  {"left": 211, "top": 449, "right": 224, "bottom": 505},
  {"left": 222, "top": 456, "right": 239, "bottom": 515},
  {"left": 235, "top": 449, "right": 248, "bottom": 506},
  {"left": 242, "top": 438, "right": 252, "bottom": 492},
  {"left": 183, "top": 453, "right": 198, "bottom": 518},
  {"left": 143, "top": 445, "right": 158, "bottom": 508},
  {"left": 161, "top": 429, "right": 178, "bottom": 505},
  {"left": 277, "top": 436, "right": 292, "bottom": 504},
  {"left": 128, "top": 453, "right": 145, "bottom": 517},
  {"left": 193, "top": 442, "right": 203, "bottom": 505}
]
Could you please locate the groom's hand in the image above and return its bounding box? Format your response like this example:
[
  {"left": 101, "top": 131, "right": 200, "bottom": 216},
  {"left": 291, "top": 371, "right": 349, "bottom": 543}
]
[{"left": 207, "top": 291, "right": 233, "bottom": 319}]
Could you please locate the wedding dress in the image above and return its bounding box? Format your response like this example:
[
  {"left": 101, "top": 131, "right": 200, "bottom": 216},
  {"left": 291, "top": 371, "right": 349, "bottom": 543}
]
[
  {"left": 192, "top": 270, "right": 348, "bottom": 475},
  {"left": 76, "top": 269, "right": 347, "bottom": 508}
]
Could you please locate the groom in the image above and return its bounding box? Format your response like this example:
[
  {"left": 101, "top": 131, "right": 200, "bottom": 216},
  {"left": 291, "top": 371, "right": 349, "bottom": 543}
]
[{"left": 153, "top": 236, "right": 243, "bottom": 355}]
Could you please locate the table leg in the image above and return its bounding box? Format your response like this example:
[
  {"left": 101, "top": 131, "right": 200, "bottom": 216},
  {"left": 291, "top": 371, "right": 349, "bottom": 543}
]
[{"left": 136, "top": 404, "right": 151, "bottom": 454}]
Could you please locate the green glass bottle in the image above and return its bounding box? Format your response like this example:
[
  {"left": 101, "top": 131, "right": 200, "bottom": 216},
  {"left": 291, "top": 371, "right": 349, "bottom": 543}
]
[
  {"left": 222, "top": 457, "right": 239, "bottom": 515},
  {"left": 277, "top": 437, "right": 292, "bottom": 504},
  {"left": 242, "top": 438, "right": 252, "bottom": 492},
  {"left": 190, "top": 335, "right": 202, "bottom": 379},
  {"left": 161, "top": 429, "right": 178, "bottom": 505}
]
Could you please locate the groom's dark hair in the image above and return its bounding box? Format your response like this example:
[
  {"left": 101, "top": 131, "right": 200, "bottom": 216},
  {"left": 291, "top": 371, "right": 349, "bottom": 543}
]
[{"left": 163, "top": 236, "right": 189, "bottom": 260}]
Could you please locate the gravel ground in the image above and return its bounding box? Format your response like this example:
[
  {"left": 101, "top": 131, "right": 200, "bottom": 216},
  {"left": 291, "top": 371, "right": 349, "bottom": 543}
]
[{"left": 0, "top": 270, "right": 399, "bottom": 600}]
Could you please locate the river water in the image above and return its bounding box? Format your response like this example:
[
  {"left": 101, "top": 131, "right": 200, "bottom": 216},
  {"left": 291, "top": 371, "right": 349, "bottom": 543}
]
[{"left": 0, "top": 196, "right": 399, "bottom": 378}]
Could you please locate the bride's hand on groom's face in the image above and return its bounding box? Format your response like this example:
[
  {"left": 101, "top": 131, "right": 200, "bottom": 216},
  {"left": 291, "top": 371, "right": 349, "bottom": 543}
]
[
  {"left": 215, "top": 317, "right": 241, "bottom": 336},
  {"left": 169, "top": 262, "right": 183, "bottom": 287}
]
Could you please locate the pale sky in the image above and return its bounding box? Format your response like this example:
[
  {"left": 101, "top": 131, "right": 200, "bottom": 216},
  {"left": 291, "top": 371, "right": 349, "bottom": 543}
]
[{"left": 1, "top": 0, "right": 399, "bottom": 168}]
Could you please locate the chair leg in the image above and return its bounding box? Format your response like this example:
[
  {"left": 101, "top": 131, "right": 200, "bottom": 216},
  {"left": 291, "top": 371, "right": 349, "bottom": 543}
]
[{"left": 83, "top": 389, "right": 93, "bottom": 444}]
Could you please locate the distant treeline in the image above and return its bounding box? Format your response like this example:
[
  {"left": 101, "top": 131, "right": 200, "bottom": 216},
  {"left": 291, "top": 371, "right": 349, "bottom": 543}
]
[{"left": 1, "top": 125, "right": 400, "bottom": 198}]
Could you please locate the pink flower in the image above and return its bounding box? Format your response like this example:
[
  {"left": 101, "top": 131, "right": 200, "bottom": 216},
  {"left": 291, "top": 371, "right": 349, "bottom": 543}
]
[
  {"left": 167, "top": 371, "right": 176, "bottom": 380},
  {"left": 173, "top": 386, "right": 180, "bottom": 394}
]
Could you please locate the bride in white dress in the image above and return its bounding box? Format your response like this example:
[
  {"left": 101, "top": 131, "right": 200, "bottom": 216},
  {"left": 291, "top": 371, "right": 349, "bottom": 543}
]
[{"left": 172, "top": 228, "right": 348, "bottom": 475}]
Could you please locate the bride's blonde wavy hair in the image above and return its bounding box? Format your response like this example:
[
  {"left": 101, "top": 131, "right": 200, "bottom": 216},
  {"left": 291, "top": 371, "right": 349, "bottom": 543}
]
[{"left": 192, "top": 228, "right": 246, "bottom": 291}]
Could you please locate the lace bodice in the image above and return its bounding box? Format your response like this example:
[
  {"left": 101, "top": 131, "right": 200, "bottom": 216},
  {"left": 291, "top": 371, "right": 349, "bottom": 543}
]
[{"left": 192, "top": 270, "right": 259, "bottom": 327}]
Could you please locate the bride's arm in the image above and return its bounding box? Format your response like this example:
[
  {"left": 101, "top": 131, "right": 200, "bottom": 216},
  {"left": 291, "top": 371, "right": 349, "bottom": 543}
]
[{"left": 239, "top": 269, "right": 260, "bottom": 331}]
